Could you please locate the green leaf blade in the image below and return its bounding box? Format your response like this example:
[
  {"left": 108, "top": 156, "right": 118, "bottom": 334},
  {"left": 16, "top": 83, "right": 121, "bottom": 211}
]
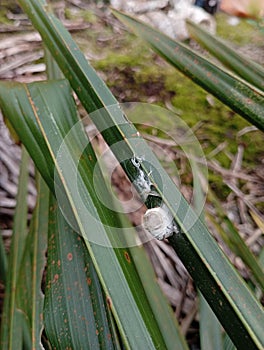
[
  {"left": 0, "top": 232, "right": 7, "bottom": 285},
  {"left": 0, "top": 79, "right": 186, "bottom": 349},
  {"left": 186, "top": 20, "right": 264, "bottom": 92},
  {"left": 0, "top": 147, "right": 30, "bottom": 350},
  {"left": 44, "top": 195, "right": 114, "bottom": 350},
  {"left": 168, "top": 231, "right": 263, "bottom": 350},
  {"left": 199, "top": 293, "right": 223, "bottom": 350},
  {"left": 113, "top": 10, "right": 264, "bottom": 131},
  {"left": 16, "top": 174, "right": 49, "bottom": 350}
]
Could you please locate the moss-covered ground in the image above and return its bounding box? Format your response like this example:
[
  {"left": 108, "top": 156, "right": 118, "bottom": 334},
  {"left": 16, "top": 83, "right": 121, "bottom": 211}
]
[{"left": 67, "top": 8, "right": 264, "bottom": 198}]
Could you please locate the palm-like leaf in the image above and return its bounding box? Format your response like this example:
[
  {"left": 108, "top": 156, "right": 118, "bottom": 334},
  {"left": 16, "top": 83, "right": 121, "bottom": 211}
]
[
  {"left": 112, "top": 10, "right": 264, "bottom": 131},
  {"left": 186, "top": 20, "right": 264, "bottom": 92},
  {"left": 44, "top": 195, "right": 116, "bottom": 349},
  {"left": 0, "top": 79, "right": 185, "bottom": 349},
  {"left": 0, "top": 147, "right": 30, "bottom": 349},
  {"left": 15, "top": 174, "right": 49, "bottom": 349}
]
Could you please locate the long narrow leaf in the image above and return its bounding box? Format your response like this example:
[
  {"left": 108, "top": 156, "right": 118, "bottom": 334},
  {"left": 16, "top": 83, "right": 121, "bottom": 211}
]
[
  {"left": 0, "top": 147, "right": 29, "bottom": 350},
  {"left": 0, "top": 79, "right": 186, "bottom": 349},
  {"left": 186, "top": 20, "right": 264, "bottom": 92},
  {"left": 194, "top": 175, "right": 224, "bottom": 350},
  {"left": 15, "top": 174, "right": 49, "bottom": 350},
  {"left": 0, "top": 232, "right": 7, "bottom": 285},
  {"left": 44, "top": 195, "right": 115, "bottom": 349},
  {"left": 113, "top": 10, "right": 264, "bottom": 131},
  {"left": 32, "top": 81, "right": 186, "bottom": 349},
  {"left": 199, "top": 293, "right": 223, "bottom": 350},
  {"left": 206, "top": 188, "right": 264, "bottom": 290},
  {"left": 44, "top": 41, "right": 120, "bottom": 350}
]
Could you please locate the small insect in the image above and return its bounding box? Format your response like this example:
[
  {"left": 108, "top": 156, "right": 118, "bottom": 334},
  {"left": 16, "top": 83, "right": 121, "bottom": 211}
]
[
  {"left": 131, "top": 155, "right": 143, "bottom": 169},
  {"left": 131, "top": 156, "right": 152, "bottom": 201},
  {"left": 142, "top": 204, "right": 178, "bottom": 240}
]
